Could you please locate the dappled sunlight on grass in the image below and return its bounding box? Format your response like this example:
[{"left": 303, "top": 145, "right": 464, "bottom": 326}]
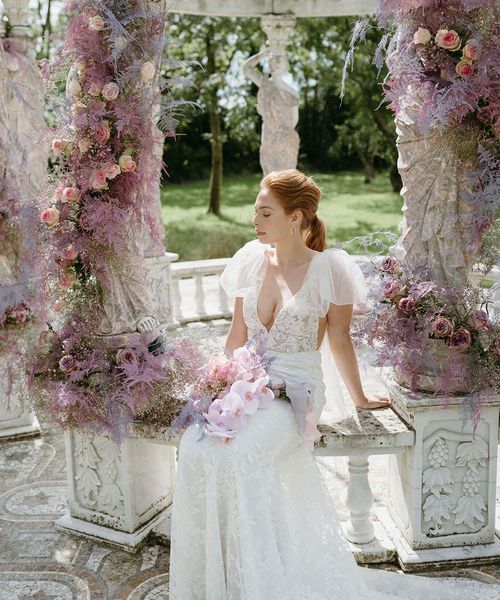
[{"left": 161, "top": 171, "right": 403, "bottom": 260}]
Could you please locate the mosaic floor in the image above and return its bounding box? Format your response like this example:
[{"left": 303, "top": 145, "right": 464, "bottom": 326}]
[{"left": 1, "top": 323, "right": 499, "bottom": 599}]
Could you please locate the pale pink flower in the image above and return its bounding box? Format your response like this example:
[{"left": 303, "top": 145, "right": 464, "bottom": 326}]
[
  {"left": 397, "top": 296, "right": 415, "bottom": 314},
  {"left": 467, "top": 309, "right": 489, "bottom": 332},
  {"left": 383, "top": 280, "right": 403, "bottom": 301},
  {"left": 53, "top": 182, "right": 65, "bottom": 202},
  {"left": 140, "top": 61, "right": 155, "bottom": 82},
  {"left": 431, "top": 316, "right": 453, "bottom": 338},
  {"left": 58, "top": 270, "right": 76, "bottom": 290},
  {"left": 118, "top": 153, "right": 136, "bottom": 172},
  {"left": 435, "top": 29, "right": 461, "bottom": 51},
  {"left": 89, "top": 169, "right": 108, "bottom": 190},
  {"left": 254, "top": 376, "right": 274, "bottom": 409},
  {"left": 62, "top": 186, "right": 79, "bottom": 202},
  {"left": 62, "top": 245, "right": 78, "bottom": 261},
  {"left": 78, "top": 137, "right": 92, "bottom": 153},
  {"left": 51, "top": 138, "right": 70, "bottom": 156},
  {"left": 102, "top": 82, "right": 119, "bottom": 101},
  {"left": 413, "top": 27, "right": 431, "bottom": 45},
  {"left": 230, "top": 380, "right": 259, "bottom": 415},
  {"left": 88, "top": 15, "right": 105, "bottom": 31},
  {"left": 380, "top": 256, "right": 400, "bottom": 274},
  {"left": 87, "top": 81, "right": 102, "bottom": 97},
  {"left": 103, "top": 163, "right": 121, "bottom": 179},
  {"left": 463, "top": 39, "right": 480, "bottom": 61},
  {"left": 40, "top": 207, "right": 59, "bottom": 226},
  {"left": 94, "top": 121, "right": 111, "bottom": 144},
  {"left": 456, "top": 60, "right": 474, "bottom": 79}
]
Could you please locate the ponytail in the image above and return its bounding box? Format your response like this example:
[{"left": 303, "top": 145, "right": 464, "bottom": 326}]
[{"left": 305, "top": 215, "right": 327, "bottom": 252}]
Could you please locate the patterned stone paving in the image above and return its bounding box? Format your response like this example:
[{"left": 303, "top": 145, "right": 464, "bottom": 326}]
[{"left": 1, "top": 321, "right": 499, "bottom": 598}]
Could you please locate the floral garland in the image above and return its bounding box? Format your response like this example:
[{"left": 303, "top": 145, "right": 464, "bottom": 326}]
[{"left": 27, "top": 0, "right": 183, "bottom": 441}]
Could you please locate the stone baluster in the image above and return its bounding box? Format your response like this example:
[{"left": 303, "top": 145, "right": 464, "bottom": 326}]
[
  {"left": 345, "top": 454, "right": 375, "bottom": 544},
  {"left": 194, "top": 274, "right": 207, "bottom": 317}
]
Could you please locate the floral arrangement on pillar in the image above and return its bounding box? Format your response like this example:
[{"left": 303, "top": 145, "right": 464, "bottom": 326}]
[
  {"left": 349, "top": 1, "right": 499, "bottom": 420},
  {"left": 27, "top": 0, "right": 192, "bottom": 441}
]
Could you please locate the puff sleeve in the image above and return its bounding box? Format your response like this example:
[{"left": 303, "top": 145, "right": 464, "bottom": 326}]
[
  {"left": 314, "top": 248, "right": 368, "bottom": 316},
  {"left": 219, "top": 239, "right": 268, "bottom": 299}
]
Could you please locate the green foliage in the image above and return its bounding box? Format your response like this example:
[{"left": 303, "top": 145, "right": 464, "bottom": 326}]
[{"left": 161, "top": 171, "right": 403, "bottom": 260}]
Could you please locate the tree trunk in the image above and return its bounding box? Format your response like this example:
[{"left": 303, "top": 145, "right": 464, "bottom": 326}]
[
  {"left": 206, "top": 28, "right": 222, "bottom": 216},
  {"left": 359, "top": 151, "right": 375, "bottom": 184}
]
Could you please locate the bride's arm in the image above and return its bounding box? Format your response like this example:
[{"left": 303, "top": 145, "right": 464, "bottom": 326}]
[
  {"left": 326, "top": 303, "right": 391, "bottom": 409},
  {"left": 225, "top": 297, "right": 248, "bottom": 354}
]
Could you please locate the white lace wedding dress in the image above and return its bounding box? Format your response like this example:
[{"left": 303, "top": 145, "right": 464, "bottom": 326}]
[{"left": 168, "top": 240, "right": 497, "bottom": 600}]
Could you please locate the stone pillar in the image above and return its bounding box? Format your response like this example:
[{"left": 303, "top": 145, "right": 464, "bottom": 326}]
[
  {"left": 375, "top": 378, "right": 500, "bottom": 571},
  {"left": 243, "top": 14, "right": 300, "bottom": 175},
  {"left": 56, "top": 429, "right": 176, "bottom": 550}
]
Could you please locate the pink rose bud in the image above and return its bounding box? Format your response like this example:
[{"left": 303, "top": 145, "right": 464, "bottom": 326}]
[
  {"left": 58, "top": 270, "right": 77, "bottom": 290},
  {"left": 467, "top": 309, "right": 489, "bottom": 332},
  {"left": 62, "top": 245, "right": 79, "bottom": 261},
  {"left": 78, "top": 137, "right": 92, "bottom": 153},
  {"left": 87, "top": 81, "right": 102, "bottom": 97},
  {"left": 448, "top": 327, "right": 472, "bottom": 352},
  {"left": 53, "top": 182, "right": 65, "bottom": 201},
  {"left": 140, "top": 61, "right": 156, "bottom": 82},
  {"left": 62, "top": 186, "right": 79, "bottom": 202},
  {"left": 94, "top": 120, "right": 111, "bottom": 144},
  {"left": 40, "top": 207, "right": 59, "bottom": 226},
  {"left": 90, "top": 169, "right": 108, "bottom": 190},
  {"left": 413, "top": 27, "right": 431, "bottom": 45},
  {"left": 102, "top": 82, "right": 119, "bottom": 101},
  {"left": 435, "top": 29, "right": 461, "bottom": 51},
  {"left": 88, "top": 15, "right": 105, "bottom": 31},
  {"left": 59, "top": 354, "right": 76, "bottom": 372},
  {"left": 103, "top": 163, "right": 121, "bottom": 179},
  {"left": 456, "top": 60, "right": 474, "bottom": 79},
  {"left": 431, "top": 316, "right": 453, "bottom": 338},
  {"left": 118, "top": 153, "right": 137, "bottom": 172},
  {"left": 463, "top": 39, "right": 480, "bottom": 61}
]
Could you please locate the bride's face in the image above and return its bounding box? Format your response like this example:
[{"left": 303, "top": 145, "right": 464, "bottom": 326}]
[{"left": 252, "top": 186, "right": 298, "bottom": 244}]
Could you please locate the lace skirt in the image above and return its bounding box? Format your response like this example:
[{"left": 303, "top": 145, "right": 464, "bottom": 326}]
[{"left": 168, "top": 350, "right": 497, "bottom": 600}]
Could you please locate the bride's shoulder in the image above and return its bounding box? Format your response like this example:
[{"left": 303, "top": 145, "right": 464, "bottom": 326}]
[{"left": 219, "top": 239, "right": 268, "bottom": 299}]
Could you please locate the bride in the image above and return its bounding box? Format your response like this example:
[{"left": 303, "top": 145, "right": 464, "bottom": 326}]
[{"left": 168, "top": 170, "right": 496, "bottom": 599}]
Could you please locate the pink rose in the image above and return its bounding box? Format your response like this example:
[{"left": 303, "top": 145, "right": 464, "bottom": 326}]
[
  {"left": 62, "top": 186, "right": 79, "bottom": 202},
  {"left": 62, "top": 245, "right": 78, "bottom": 261},
  {"left": 102, "top": 82, "right": 119, "bottom": 101},
  {"left": 140, "top": 61, "right": 155, "bottom": 82},
  {"left": 59, "top": 354, "right": 76, "bottom": 372},
  {"left": 118, "top": 153, "right": 136, "bottom": 172},
  {"left": 397, "top": 296, "right": 415, "bottom": 314},
  {"left": 431, "top": 316, "right": 453, "bottom": 338},
  {"left": 456, "top": 60, "right": 474, "bottom": 79},
  {"left": 448, "top": 327, "right": 472, "bottom": 352},
  {"left": 413, "top": 27, "right": 431, "bottom": 45},
  {"left": 40, "top": 207, "right": 59, "bottom": 226},
  {"left": 89, "top": 169, "right": 108, "bottom": 190},
  {"left": 435, "top": 29, "right": 461, "bottom": 51},
  {"left": 467, "top": 309, "right": 489, "bottom": 332},
  {"left": 87, "top": 81, "right": 102, "bottom": 97},
  {"left": 116, "top": 348, "right": 138, "bottom": 365},
  {"left": 103, "top": 163, "right": 121, "bottom": 179},
  {"left": 463, "top": 39, "right": 480, "bottom": 61},
  {"left": 94, "top": 120, "right": 111, "bottom": 144},
  {"left": 88, "top": 15, "right": 105, "bottom": 31},
  {"left": 78, "top": 137, "right": 92, "bottom": 153},
  {"left": 58, "top": 270, "right": 77, "bottom": 290},
  {"left": 14, "top": 308, "right": 28, "bottom": 324},
  {"left": 383, "top": 280, "right": 402, "bottom": 301},
  {"left": 380, "top": 256, "right": 400, "bottom": 274}
]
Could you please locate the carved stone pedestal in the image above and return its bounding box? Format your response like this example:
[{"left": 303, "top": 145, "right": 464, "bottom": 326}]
[
  {"left": 376, "top": 377, "right": 500, "bottom": 571},
  {"left": 145, "top": 252, "right": 179, "bottom": 330},
  {"left": 0, "top": 356, "right": 40, "bottom": 440},
  {"left": 56, "top": 429, "right": 176, "bottom": 551}
]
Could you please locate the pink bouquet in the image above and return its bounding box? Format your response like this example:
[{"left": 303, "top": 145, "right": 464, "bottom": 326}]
[{"left": 189, "top": 346, "right": 276, "bottom": 442}]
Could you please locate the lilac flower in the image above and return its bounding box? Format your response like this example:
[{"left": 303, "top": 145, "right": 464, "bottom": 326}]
[{"left": 448, "top": 327, "right": 472, "bottom": 352}]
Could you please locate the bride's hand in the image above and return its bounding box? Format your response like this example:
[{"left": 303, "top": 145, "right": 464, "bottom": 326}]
[{"left": 354, "top": 396, "right": 392, "bottom": 410}]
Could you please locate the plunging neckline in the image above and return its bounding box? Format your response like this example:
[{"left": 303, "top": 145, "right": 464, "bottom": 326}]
[{"left": 255, "top": 249, "right": 320, "bottom": 335}]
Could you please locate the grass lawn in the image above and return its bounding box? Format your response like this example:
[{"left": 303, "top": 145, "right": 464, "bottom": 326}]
[{"left": 161, "top": 171, "right": 403, "bottom": 261}]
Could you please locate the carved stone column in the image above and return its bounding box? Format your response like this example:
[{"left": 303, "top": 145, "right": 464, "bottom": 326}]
[
  {"left": 56, "top": 429, "right": 176, "bottom": 550},
  {"left": 375, "top": 377, "right": 500, "bottom": 571},
  {"left": 243, "top": 14, "right": 300, "bottom": 175}
]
